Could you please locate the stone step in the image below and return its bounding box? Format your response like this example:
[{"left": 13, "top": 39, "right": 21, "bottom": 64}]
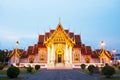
[{"left": 55, "top": 63, "right": 64, "bottom": 67}]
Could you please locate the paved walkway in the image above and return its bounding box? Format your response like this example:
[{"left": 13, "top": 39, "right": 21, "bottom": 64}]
[{"left": 22, "top": 70, "right": 98, "bottom": 80}]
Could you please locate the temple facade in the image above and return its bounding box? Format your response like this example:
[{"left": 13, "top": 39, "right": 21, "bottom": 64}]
[{"left": 9, "top": 22, "right": 112, "bottom": 69}]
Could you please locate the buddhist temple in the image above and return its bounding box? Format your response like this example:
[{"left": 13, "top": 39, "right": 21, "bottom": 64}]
[{"left": 9, "top": 22, "right": 112, "bottom": 69}]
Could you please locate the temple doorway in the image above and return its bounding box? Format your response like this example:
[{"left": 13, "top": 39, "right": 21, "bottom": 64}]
[
  {"left": 58, "top": 54, "right": 62, "bottom": 63},
  {"left": 55, "top": 48, "right": 64, "bottom": 63}
]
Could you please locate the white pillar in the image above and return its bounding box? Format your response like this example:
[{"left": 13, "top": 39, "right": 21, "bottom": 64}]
[
  {"left": 51, "top": 44, "right": 54, "bottom": 63},
  {"left": 65, "top": 44, "right": 68, "bottom": 63},
  {"left": 69, "top": 46, "right": 72, "bottom": 64},
  {"left": 52, "top": 44, "right": 55, "bottom": 62},
  {"left": 47, "top": 46, "right": 50, "bottom": 64},
  {"left": 80, "top": 49, "right": 82, "bottom": 63}
]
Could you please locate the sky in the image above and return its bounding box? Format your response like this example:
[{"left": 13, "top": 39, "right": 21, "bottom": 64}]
[{"left": 0, "top": 0, "right": 120, "bottom": 53}]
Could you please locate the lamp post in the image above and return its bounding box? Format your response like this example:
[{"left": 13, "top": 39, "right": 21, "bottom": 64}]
[
  {"left": 112, "top": 49, "right": 117, "bottom": 64},
  {"left": 16, "top": 41, "right": 19, "bottom": 48},
  {"left": 100, "top": 41, "right": 105, "bottom": 49},
  {"left": 100, "top": 41, "right": 105, "bottom": 66},
  {"left": 14, "top": 41, "right": 19, "bottom": 64}
]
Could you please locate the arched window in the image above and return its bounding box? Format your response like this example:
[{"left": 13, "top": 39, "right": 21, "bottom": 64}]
[
  {"left": 40, "top": 53, "right": 45, "bottom": 62},
  {"left": 85, "top": 57, "right": 90, "bottom": 63},
  {"left": 74, "top": 52, "right": 80, "bottom": 62},
  {"left": 29, "top": 55, "right": 34, "bottom": 63}
]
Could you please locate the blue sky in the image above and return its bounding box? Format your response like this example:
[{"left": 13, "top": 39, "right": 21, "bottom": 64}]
[{"left": 0, "top": 0, "right": 120, "bottom": 52}]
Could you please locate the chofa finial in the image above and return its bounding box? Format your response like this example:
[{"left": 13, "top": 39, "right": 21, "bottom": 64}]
[{"left": 59, "top": 17, "right": 61, "bottom": 24}]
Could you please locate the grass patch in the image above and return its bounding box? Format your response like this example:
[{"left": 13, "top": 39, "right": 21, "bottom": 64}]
[
  {"left": 20, "top": 68, "right": 39, "bottom": 74},
  {"left": 80, "top": 69, "right": 89, "bottom": 74},
  {"left": 0, "top": 77, "right": 22, "bottom": 80},
  {"left": 100, "top": 76, "right": 120, "bottom": 80},
  {"left": 0, "top": 69, "right": 39, "bottom": 74},
  {"left": 116, "top": 70, "right": 120, "bottom": 74},
  {"left": 80, "top": 68, "right": 120, "bottom": 75},
  {"left": 0, "top": 70, "right": 6, "bottom": 74}
]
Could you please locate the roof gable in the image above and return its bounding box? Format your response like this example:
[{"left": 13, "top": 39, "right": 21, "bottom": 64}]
[
  {"left": 99, "top": 49, "right": 112, "bottom": 59},
  {"left": 44, "top": 23, "right": 75, "bottom": 46}
]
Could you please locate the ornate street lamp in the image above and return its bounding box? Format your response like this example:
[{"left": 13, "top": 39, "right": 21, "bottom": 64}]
[
  {"left": 100, "top": 41, "right": 105, "bottom": 48},
  {"left": 112, "top": 49, "right": 117, "bottom": 64},
  {"left": 14, "top": 41, "right": 19, "bottom": 64},
  {"left": 112, "top": 49, "right": 117, "bottom": 53},
  {"left": 16, "top": 41, "right": 19, "bottom": 47},
  {"left": 100, "top": 41, "right": 106, "bottom": 66}
]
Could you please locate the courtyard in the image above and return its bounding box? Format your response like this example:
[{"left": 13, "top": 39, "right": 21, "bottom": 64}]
[{"left": 22, "top": 69, "right": 97, "bottom": 80}]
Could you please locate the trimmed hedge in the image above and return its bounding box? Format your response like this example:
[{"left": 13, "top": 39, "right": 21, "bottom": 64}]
[
  {"left": 35, "top": 65, "right": 40, "bottom": 70},
  {"left": 88, "top": 65, "right": 95, "bottom": 74},
  {"left": 80, "top": 64, "right": 86, "bottom": 70},
  {"left": 101, "top": 65, "right": 115, "bottom": 78},
  {"left": 7, "top": 66, "right": 20, "bottom": 78},
  {"left": 27, "top": 65, "right": 33, "bottom": 73}
]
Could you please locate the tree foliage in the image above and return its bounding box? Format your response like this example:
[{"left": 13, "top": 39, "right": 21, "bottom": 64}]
[
  {"left": 80, "top": 64, "right": 86, "bottom": 70},
  {"left": 7, "top": 66, "right": 20, "bottom": 78},
  {"left": 101, "top": 65, "right": 115, "bottom": 78}
]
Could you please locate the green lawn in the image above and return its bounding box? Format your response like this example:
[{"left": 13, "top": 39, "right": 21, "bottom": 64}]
[
  {"left": 0, "top": 77, "right": 22, "bottom": 80},
  {"left": 100, "top": 76, "right": 120, "bottom": 80},
  {"left": 80, "top": 69, "right": 89, "bottom": 74},
  {"left": 0, "top": 69, "right": 39, "bottom": 80},
  {"left": 0, "top": 70, "right": 6, "bottom": 74},
  {"left": 80, "top": 69, "right": 120, "bottom": 74},
  {"left": 80, "top": 69, "right": 120, "bottom": 80},
  {"left": 116, "top": 70, "right": 120, "bottom": 74}
]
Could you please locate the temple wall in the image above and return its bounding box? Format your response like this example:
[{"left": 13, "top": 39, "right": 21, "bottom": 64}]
[
  {"left": 20, "top": 58, "right": 28, "bottom": 63},
  {"left": 72, "top": 48, "right": 81, "bottom": 63}
]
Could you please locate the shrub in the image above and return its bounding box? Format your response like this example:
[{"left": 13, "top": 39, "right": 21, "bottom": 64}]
[
  {"left": 27, "top": 65, "right": 33, "bottom": 73},
  {"left": 118, "top": 66, "right": 120, "bottom": 70},
  {"left": 7, "top": 66, "right": 20, "bottom": 78},
  {"left": 101, "top": 65, "right": 115, "bottom": 78},
  {"left": 35, "top": 65, "right": 40, "bottom": 70},
  {"left": 0, "top": 64, "right": 4, "bottom": 70},
  {"left": 88, "top": 65, "right": 95, "bottom": 74},
  {"left": 80, "top": 64, "right": 86, "bottom": 70}
]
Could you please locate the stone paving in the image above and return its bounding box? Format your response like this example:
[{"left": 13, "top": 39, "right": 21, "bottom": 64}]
[{"left": 22, "top": 70, "right": 98, "bottom": 80}]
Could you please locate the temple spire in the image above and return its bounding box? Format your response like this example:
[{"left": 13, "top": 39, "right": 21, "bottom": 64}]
[{"left": 59, "top": 17, "right": 61, "bottom": 24}]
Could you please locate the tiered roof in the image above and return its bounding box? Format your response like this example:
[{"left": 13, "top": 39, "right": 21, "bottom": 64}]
[
  {"left": 81, "top": 44, "right": 92, "bottom": 55},
  {"left": 9, "top": 49, "right": 26, "bottom": 58},
  {"left": 25, "top": 23, "right": 93, "bottom": 58},
  {"left": 23, "top": 23, "right": 95, "bottom": 58},
  {"left": 92, "top": 49, "right": 112, "bottom": 59}
]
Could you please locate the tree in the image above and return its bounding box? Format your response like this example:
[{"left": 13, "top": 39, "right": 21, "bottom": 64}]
[
  {"left": 80, "top": 64, "right": 86, "bottom": 70},
  {"left": 88, "top": 65, "right": 95, "bottom": 74},
  {"left": 101, "top": 65, "right": 115, "bottom": 78},
  {"left": 0, "top": 49, "right": 9, "bottom": 65},
  {"left": 7, "top": 66, "right": 20, "bottom": 78}
]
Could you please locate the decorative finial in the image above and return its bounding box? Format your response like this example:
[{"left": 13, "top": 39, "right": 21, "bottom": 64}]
[{"left": 59, "top": 17, "right": 61, "bottom": 24}]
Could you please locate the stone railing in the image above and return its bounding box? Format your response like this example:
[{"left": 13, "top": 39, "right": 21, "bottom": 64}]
[
  {"left": 13, "top": 63, "right": 47, "bottom": 68},
  {"left": 73, "top": 63, "right": 104, "bottom": 69}
]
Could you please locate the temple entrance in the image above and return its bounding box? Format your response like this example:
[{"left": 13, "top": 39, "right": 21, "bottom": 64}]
[
  {"left": 55, "top": 48, "right": 64, "bottom": 63},
  {"left": 58, "top": 54, "right": 62, "bottom": 63}
]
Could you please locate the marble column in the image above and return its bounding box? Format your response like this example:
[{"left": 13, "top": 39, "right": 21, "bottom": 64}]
[
  {"left": 69, "top": 46, "right": 72, "bottom": 64},
  {"left": 80, "top": 49, "right": 82, "bottom": 63},
  {"left": 47, "top": 46, "right": 50, "bottom": 64},
  {"left": 65, "top": 44, "right": 68, "bottom": 63},
  {"left": 51, "top": 44, "right": 54, "bottom": 64}
]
